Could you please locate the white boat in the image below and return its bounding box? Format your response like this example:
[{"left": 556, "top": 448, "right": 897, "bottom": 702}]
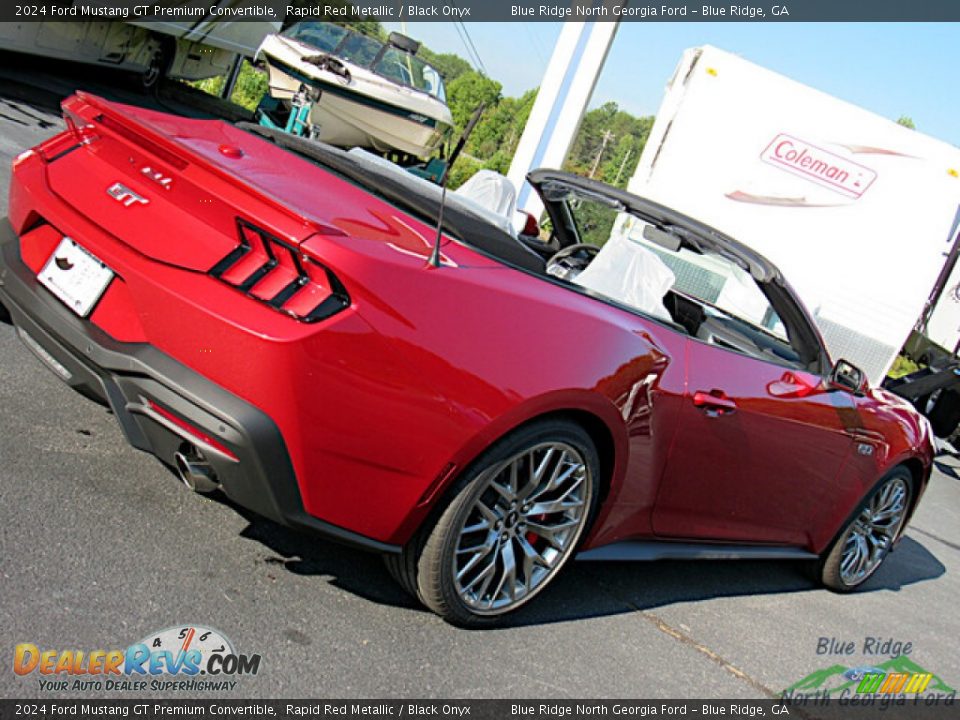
[{"left": 257, "top": 23, "right": 454, "bottom": 159}]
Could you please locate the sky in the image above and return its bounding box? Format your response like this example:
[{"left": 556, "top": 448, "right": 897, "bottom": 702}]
[{"left": 383, "top": 22, "right": 960, "bottom": 147}]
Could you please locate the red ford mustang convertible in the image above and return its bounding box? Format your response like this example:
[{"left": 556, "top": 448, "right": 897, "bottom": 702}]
[{"left": 0, "top": 93, "right": 932, "bottom": 625}]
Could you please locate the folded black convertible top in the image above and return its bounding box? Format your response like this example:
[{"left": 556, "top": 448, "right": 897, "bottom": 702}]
[{"left": 237, "top": 124, "right": 545, "bottom": 273}]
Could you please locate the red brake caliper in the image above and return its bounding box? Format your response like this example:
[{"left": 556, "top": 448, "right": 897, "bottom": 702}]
[{"left": 526, "top": 514, "right": 549, "bottom": 547}]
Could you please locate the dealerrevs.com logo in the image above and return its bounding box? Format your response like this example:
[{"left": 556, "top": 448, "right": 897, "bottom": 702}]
[{"left": 14, "top": 625, "right": 262, "bottom": 693}]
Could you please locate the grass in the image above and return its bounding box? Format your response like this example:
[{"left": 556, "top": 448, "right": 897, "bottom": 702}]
[
  {"left": 887, "top": 354, "right": 921, "bottom": 379},
  {"left": 189, "top": 60, "right": 268, "bottom": 113}
]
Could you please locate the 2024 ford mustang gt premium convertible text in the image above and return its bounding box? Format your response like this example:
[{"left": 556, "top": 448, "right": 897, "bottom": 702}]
[{"left": 0, "top": 93, "right": 932, "bottom": 625}]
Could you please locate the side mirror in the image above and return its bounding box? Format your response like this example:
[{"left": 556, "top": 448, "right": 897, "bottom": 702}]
[{"left": 829, "top": 359, "right": 867, "bottom": 394}]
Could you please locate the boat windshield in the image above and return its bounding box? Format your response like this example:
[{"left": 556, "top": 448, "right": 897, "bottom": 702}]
[{"left": 282, "top": 22, "right": 446, "bottom": 102}]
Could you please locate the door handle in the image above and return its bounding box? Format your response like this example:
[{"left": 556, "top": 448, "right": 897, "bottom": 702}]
[{"left": 693, "top": 390, "right": 737, "bottom": 416}]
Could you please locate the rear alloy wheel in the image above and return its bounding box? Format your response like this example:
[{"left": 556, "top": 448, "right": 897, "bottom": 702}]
[
  {"left": 820, "top": 468, "right": 912, "bottom": 591},
  {"left": 393, "top": 420, "right": 599, "bottom": 626}
]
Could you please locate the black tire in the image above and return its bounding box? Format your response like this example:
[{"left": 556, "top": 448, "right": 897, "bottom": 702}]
[
  {"left": 927, "top": 389, "right": 960, "bottom": 438},
  {"left": 383, "top": 549, "right": 423, "bottom": 603},
  {"left": 819, "top": 467, "right": 913, "bottom": 592},
  {"left": 141, "top": 37, "right": 173, "bottom": 93},
  {"left": 386, "top": 418, "right": 601, "bottom": 627}
]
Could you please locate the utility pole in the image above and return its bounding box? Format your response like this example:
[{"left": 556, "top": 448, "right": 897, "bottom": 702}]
[
  {"left": 508, "top": 19, "right": 623, "bottom": 217},
  {"left": 613, "top": 148, "right": 632, "bottom": 185},
  {"left": 589, "top": 130, "right": 615, "bottom": 178}
]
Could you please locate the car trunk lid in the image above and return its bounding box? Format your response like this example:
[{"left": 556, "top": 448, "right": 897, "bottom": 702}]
[{"left": 45, "top": 92, "right": 345, "bottom": 272}]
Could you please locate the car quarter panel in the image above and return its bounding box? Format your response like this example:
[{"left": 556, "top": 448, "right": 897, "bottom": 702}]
[{"left": 298, "top": 230, "right": 690, "bottom": 546}]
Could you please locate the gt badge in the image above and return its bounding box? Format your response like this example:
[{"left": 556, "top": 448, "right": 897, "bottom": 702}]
[{"left": 106, "top": 182, "right": 149, "bottom": 207}]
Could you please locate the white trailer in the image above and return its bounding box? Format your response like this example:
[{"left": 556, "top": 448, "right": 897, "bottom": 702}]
[
  {"left": 629, "top": 45, "right": 960, "bottom": 387},
  {"left": 0, "top": 1, "right": 284, "bottom": 89}
]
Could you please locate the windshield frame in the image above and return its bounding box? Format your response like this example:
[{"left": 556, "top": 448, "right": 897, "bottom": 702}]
[{"left": 282, "top": 22, "right": 446, "bottom": 101}]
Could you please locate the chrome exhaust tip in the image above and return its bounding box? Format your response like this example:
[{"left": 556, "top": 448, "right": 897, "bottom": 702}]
[{"left": 174, "top": 449, "right": 219, "bottom": 493}]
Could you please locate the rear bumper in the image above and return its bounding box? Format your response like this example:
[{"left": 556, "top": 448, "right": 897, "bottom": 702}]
[{"left": 0, "top": 220, "right": 399, "bottom": 554}]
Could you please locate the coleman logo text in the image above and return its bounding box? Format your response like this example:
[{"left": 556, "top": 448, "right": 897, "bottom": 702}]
[{"left": 761, "top": 134, "right": 877, "bottom": 198}]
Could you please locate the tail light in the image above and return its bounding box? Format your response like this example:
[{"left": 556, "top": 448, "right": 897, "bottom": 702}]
[{"left": 210, "top": 219, "right": 350, "bottom": 323}]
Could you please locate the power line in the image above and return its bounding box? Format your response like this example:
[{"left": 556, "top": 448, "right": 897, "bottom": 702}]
[
  {"left": 459, "top": 22, "right": 487, "bottom": 75},
  {"left": 457, "top": 21, "right": 488, "bottom": 76},
  {"left": 452, "top": 22, "right": 481, "bottom": 71},
  {"left": 523, "top": 24, "right": 547, "bottom": 67}
]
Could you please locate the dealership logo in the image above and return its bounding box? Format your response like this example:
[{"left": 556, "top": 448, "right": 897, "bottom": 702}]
[
  {"left": 853, "top": 670, "right": 935, "bottom": 694},
  {"left": 761, "top": 134, "right": 877, "bottom": 198},
  {"left": 13, "top": 625, "right": 261, "bottom": 693},
  {"left": 782, "top": 655, "right": 955, "bottom": 704}
]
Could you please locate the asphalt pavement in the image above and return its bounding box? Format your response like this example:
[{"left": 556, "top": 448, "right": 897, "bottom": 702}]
[{"left": 0, "top": 57, "right": 957, "bottom": 701}]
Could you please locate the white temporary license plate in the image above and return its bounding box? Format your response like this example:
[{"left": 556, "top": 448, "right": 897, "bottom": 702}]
[{"left": 38, "top": 237, "right": 114, "bottom": 317}]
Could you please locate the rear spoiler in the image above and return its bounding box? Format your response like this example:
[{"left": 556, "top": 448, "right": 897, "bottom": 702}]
[{"left": 61, "top": 92, "right": 342, "bottom": 239}]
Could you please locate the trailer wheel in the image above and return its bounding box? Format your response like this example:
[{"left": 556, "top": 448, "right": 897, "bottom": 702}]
[
  {"left": 141, "top": 37, "right": 174, "bottom": 92},
  {"left": 927, "top": 389, "right": 960, "bottom": 438}
]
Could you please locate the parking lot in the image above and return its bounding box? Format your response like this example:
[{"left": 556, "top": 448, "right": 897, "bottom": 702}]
[{"left": 0, "top": 58, "right": 958, "bottom": 701}]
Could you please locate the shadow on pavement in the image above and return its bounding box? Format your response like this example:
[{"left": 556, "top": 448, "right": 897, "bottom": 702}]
[
  {"left": 933, "top": 459, "right": 960, "bottom": 481},
  {"left": 220, "top": 496, "right": 946, "bottom": 628},
  {"left": 0, "top": 95, "right": 59, "bottom": 130}
]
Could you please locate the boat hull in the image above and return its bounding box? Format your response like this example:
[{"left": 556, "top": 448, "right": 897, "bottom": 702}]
[{"left": 261, "top": 36, "right": 453, "bottom": 159}]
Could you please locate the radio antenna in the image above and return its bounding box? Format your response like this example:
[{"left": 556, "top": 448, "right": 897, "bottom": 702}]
[{"left": 428, "top": 102, "right": 486, "bottom": 268}]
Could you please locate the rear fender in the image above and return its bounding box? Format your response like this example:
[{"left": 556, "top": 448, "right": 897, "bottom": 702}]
[{"left": 391, "top": 389, "right": 628, "bottom": 546}]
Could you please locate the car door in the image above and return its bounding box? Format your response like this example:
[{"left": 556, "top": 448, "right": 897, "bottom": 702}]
[
  {"left": 653, "top": 338, "right": 859, "bottom": 546},
  {"left": 649, "top": 255, "right": 858, "bottom": 546}
]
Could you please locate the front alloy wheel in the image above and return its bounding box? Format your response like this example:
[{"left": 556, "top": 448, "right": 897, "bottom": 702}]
[
  {"left": 821, "top": 467, "right": 913, "bottom": 591},
  {"left": 389, "top": 420, "right": 599, "bottom": 626}
]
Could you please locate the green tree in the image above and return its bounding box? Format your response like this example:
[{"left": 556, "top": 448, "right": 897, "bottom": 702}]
[
  {"left": 466, "top": 90, "right": 535, "bottom": 158},
  {"left": 896, "top": 115, "right": 916, "bottom": 129},
  {"left": 563, "top": 102, "right": 654, "bottom": 188},
  {"left": 445, "top": 71, "right": 502, "bottom": 135}
]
